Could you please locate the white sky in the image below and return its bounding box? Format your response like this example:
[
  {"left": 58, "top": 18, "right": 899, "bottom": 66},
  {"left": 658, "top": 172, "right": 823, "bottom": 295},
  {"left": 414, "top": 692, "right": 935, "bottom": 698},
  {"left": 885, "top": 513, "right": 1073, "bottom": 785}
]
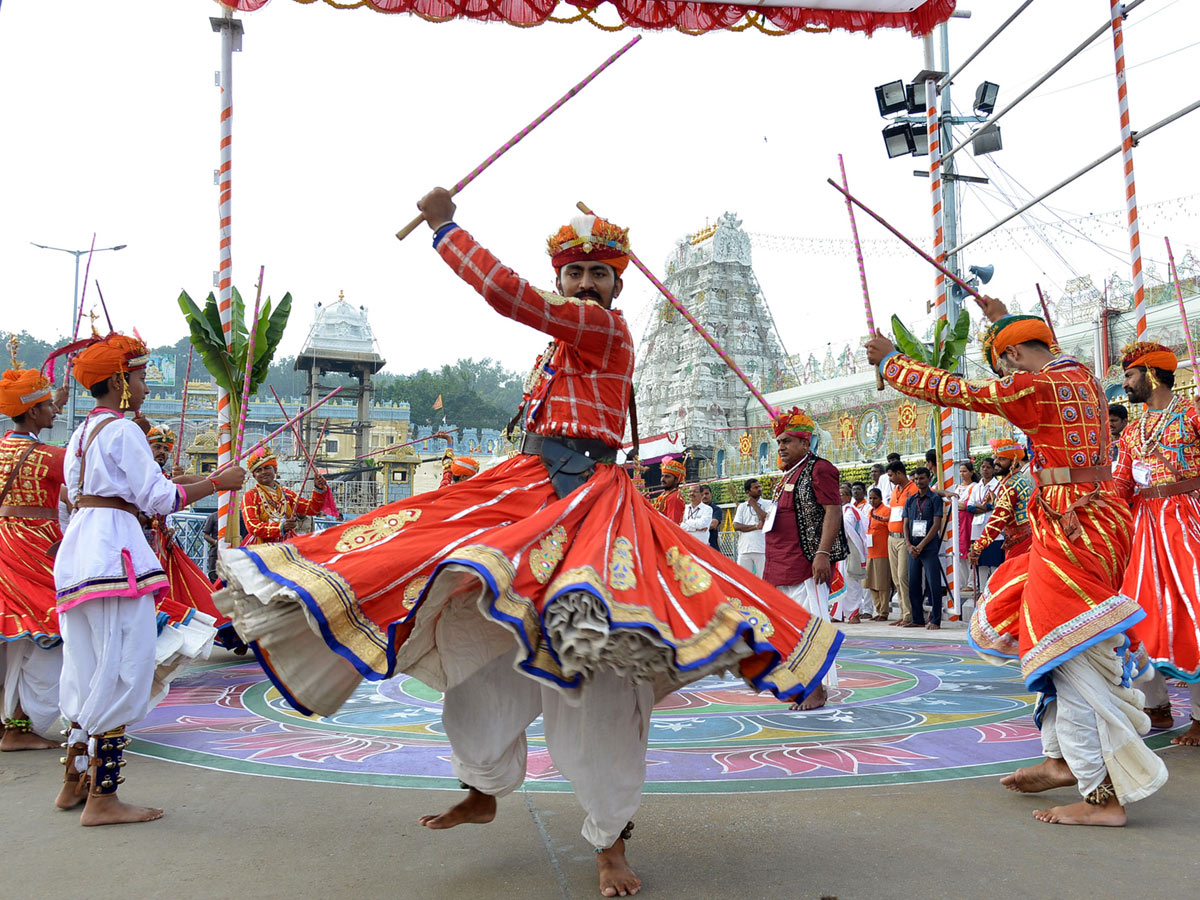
[{"left": 2, "top": 0, "right": 1198, "bottom": 376}]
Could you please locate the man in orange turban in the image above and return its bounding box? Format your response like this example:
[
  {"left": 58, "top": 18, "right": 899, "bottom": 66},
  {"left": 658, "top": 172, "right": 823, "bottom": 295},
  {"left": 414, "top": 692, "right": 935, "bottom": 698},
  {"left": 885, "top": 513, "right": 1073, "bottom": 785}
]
[
  {"left": 1114, "top": 341, "right": 1200, "bottom": 746},
  {"left": 764, "top": 407, "right": 848, "bottom": 709},
  {"left": 449, "top": 455, "right": 480, "bottom": 483},
  {"left": 241, "top": 446, "right": 328, "bottom": 546},
  {"left": 867, "top": 300, "right": 1163, "bottom": 826},
  {"left": 0, "top": 351, "right": 68, "bottom": 751},
  {"left": 652, "top": 456, "right": 686, "bottom": 523},
  {"left": 214, "top": 189, "right": 844, "bottom": 898},
  {"left": 969, "top": 437, "right": 1034, "bottom": 568},
  {"left": 50, "top": 331, "right": 246, "bottom": 826}
]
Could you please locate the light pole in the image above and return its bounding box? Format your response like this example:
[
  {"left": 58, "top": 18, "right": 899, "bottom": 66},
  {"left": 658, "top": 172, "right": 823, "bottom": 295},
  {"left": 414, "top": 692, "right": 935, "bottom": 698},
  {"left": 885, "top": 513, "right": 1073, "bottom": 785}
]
[{"left": 30, "top": 241, "right": 127, "bottom": 431}]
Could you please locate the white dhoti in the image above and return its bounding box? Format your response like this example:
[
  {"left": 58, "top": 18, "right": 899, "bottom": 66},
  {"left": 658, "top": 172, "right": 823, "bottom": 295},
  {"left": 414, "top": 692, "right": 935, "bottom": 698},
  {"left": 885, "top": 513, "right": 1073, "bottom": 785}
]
[
  {"left": 443, "top": 650, "right": 654, "bottom": 850},
  {"left": 1, "top": 640, "right": 63, "bottom": 739},
  {"left": 60, "top": 594, "right": 158, "bottom": 771},
  {"left": 1039, "top": 636, "right": 1167, "bottom": 804},
  {"left": 779, "top": 581, "right": 839, "bottom": 688},
  {"left": 1139, "top": 668, "right": 1200, "bottom": 721}
]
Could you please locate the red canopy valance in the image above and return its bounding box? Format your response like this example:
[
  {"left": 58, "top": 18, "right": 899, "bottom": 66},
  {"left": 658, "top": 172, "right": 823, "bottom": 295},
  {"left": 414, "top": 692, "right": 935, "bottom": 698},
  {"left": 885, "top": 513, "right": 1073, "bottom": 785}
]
[{"left": 218, "top": 0, "right": 956, "bottom": 37}]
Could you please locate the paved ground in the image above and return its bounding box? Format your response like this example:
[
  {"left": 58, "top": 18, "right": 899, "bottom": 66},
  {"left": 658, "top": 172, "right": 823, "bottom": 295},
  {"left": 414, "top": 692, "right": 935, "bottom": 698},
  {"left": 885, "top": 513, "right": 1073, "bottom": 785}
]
[{"left": 5, "top": 625, "right": 1200, "bottom": 900}]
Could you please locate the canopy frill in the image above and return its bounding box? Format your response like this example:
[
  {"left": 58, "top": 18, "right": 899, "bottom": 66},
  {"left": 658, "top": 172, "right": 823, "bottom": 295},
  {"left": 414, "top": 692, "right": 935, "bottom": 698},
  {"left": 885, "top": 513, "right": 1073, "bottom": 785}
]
[{"left": 218, "top": 0, "right": 957, "bottom": 37}]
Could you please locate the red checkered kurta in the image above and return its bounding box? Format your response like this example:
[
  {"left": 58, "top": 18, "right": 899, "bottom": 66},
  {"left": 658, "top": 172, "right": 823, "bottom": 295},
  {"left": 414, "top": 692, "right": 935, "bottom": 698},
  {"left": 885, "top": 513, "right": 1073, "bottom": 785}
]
[
  {"left": 436, "top": 226, "right": 633, "bottom": 448},
  {"left": 879, "top": 352, "right": 1138, "bottom": 688}
]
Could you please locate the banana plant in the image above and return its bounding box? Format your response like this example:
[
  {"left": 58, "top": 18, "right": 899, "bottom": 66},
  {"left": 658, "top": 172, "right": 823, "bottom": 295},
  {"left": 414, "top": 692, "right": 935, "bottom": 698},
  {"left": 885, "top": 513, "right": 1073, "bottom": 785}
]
[
  {"left": 891, "top": 309, "right": 971, "bottom": 371},
  {"left": 177, "top": 287, "right": 292, "bottom": 434}
]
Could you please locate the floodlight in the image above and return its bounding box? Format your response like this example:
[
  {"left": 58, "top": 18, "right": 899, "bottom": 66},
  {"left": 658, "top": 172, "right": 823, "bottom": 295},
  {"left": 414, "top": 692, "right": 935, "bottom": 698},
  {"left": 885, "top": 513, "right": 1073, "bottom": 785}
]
[
  {"left": 905, "top": 81, "right": 927, "bottom": 114},
  {"left": 974, "top": 81, "right": 1000, "bottom": 114},
  {"left": 882, "top": 123, "right": 916, "bottom": 159},
  {"left": 971, "top": 125, "right": 1003, "bottom": 156},
  {"left": 911, "top": 127, "right": 929, "bottom": 157},
  {"left": 874, "top": 80, "right": 907, "bottom": 117}
]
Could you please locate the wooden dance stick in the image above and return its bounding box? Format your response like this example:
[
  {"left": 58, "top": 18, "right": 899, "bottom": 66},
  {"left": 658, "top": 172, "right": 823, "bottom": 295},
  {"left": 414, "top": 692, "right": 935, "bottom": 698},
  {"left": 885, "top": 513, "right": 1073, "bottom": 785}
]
[
  {"left": 354, "top": 428, "right": 458, "bottom": 461},
  {"left": 826, "top": 180, "right": 989, "bottom": 310},
  {"left": 270, "top": 385, "right": 319, "bottom": 471},
  {"left": 296, "top": 419, "right": 329, "bottom": 499},
  {"left": 233, "top": 266, "right": 265, "bottom": 467},
  {"left": 93, "top": 280, "right": 115, "bottom": 334},
  {"left": 174, "top": 346, "right": 194, "bottom": 469},
  {"left": 837, "top": 155, "right": 886, "bottom": 392},
  {"left": 1035, "top": 284, "right": 1059, "bottom": 345},
  {"left": 211, "top": 386, "right": 344, "bottom": 478},
  {"left": 1166, "top": 237, "right": 1200, "bottom": 395},
  {"left": 576, "top": 200, "right": 778, "bottom": 419},
  {"left": 395, "top": 36, "right": 641, "bottom": 242}
]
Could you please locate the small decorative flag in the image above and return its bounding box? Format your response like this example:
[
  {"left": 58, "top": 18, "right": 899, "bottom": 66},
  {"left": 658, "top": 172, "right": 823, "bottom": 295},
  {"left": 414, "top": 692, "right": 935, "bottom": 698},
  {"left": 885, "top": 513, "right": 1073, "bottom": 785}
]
[{"left": 432, "top": 394, "right": 443, "bottom": 411}]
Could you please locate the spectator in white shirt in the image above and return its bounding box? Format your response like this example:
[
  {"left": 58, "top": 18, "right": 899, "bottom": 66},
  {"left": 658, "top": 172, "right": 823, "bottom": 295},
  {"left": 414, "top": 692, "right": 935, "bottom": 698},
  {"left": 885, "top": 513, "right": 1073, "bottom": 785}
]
[
  {"left": 680, "top": 484, "right": 714, "bottom": 543},
  {"left": 967, "top": 456, "right": 1001, "bottom": 591},
  {"left": 875, "top": 454, "right": 901, "bottom": 505},
  {"left": 732, "top": 478, "right": 770, "bottom": 576}
]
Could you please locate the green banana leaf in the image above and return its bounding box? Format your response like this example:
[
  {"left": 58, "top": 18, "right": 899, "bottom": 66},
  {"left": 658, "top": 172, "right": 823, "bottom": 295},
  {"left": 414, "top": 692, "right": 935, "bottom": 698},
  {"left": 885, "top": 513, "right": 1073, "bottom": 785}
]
[
  {"left": 891, "top": 314, "right": 933, "bottom": 365},
  {"left": 937, "top": 309, "right": 972, "bottom": 370}
]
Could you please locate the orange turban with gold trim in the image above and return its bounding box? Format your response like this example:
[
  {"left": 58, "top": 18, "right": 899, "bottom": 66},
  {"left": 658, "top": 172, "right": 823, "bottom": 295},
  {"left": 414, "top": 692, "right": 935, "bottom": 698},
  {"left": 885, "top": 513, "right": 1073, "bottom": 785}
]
[
  {"left": 247, "top": 447, "right": 278, "bottom": 473},
  {"left": 450, "top": 456, "right": 479, "bottom": 478},
  {"left": 980, "top": 315, "right": 1056, "bottom": 374},
  {"left": 146, "top": 425, "right": 176, "bottom": 450},
  {"left": 0, "top": 368, "right": 52, "bottom": 417},
  {"left": 69, "top": 333, "right": 150, "bottom": 390},
  {"left": 1121, "top": 341, "right": 1177, "bottom": 372},
  {"left": 772, "top": 406, "right": 816, "bottom": 439},
  {"left": 661, "top": 457, "right": 686, "bottom": 480},
  {"left": 547, "top": 215, "right": 630, "bottom": 275},
  {"left": 989, "top": 437, "right": 1026, "bottom": 461}
]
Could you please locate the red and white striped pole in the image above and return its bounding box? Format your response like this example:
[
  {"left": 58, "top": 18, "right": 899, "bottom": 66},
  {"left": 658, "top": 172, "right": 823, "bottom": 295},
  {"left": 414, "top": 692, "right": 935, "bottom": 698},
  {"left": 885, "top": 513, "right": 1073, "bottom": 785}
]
[
  {"left": 213, "top": 11, "right": 242, "bottom": 547},
  {"left": 1109, "top": 0, "right": 1146, "bottom": 338},
  {"left": 928, "top": 76, "right": 957, "bottom": 614}
]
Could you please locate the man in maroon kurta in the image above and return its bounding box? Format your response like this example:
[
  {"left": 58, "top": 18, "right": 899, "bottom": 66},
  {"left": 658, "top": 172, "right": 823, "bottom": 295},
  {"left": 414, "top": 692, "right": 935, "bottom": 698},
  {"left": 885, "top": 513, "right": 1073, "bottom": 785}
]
[{"left": 764, "top": 407, "right": 847, "bottom": 710}]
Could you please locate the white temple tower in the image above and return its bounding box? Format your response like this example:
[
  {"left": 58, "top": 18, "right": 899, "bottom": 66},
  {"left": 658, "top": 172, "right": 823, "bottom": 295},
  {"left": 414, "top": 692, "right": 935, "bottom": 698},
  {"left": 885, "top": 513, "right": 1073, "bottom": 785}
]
[{"left": 632, "top": 213, "right": 794, "bottom": 457}]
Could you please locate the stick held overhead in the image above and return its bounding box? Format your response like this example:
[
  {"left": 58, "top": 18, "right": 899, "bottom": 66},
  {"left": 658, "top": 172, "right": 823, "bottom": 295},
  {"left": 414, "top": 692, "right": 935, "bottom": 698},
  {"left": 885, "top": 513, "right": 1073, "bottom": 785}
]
[
  {"left": 395, "top": 36, "right": 641, "bottom": 242},
  {"left": 826, "top": 179, "right": 987, "bottom": 310},
  {"left": 836, "top": 154, "right": 885, "bottom": 392},
  {"left": 576, "top": 200, "right": 778, "bottom": 419}
]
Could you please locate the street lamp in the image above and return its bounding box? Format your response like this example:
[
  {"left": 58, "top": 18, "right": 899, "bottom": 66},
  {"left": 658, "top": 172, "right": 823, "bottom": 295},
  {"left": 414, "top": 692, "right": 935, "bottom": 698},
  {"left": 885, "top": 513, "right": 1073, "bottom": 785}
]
[{"left": 30, "top": 240, "right": 127, "bottom": 430}]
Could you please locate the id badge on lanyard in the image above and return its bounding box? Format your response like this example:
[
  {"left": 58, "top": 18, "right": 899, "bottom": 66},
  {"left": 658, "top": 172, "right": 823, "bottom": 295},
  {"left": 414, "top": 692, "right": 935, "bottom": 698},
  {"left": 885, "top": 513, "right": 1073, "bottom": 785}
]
[{"left": 911, "top": 519, "right": 928, "bottom": 539}]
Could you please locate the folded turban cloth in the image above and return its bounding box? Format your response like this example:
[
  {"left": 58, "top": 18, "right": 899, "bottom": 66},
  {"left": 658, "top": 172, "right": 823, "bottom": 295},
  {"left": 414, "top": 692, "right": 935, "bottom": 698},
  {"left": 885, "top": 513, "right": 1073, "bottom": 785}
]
[
  {"left": 61, "top": 333, "right": 150, "bottom": 389},
  {"left": 146, "top": 425, "right": 176, "bottom": 450},
  {"left": 773, "top": 406, "right": 815, "bottom": 439},
  {"left": 989, "top": 437, "right": 1026, "bottom": 461},
  {"left": 660, "top": 457, "right": 686, "bottom": 480},
  {"left": 980, "top": 315, "right": 1055, "bottom": 374},
  {"left": 547, "top": 215, "right": 630, "bottom": 275},
  {"left": 450, "top": 456, "right": 480, "bottom": 478},
  {"left": 247, "top": 447, "right": 278, "bottom": 473},
  {"left": 0, "top": 368, "right": 52, "bottom": 417},
  {"left": 1121, "top": 341, "right": 1177, "bottom": 372}
]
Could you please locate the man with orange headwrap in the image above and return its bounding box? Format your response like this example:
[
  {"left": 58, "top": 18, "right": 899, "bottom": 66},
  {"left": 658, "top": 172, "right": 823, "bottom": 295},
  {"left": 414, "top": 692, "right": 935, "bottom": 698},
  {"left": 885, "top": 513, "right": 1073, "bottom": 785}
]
[
  {"left": 764, "top": 407, "right": 848, "bottom": 710},
  {"left": 0, "top": 351, "right": 68, "bottom": 751},
  {"left": 969, "top": 437, "right": 1034, "bottom": 566},
  {"left": 651, "top": 456, "right": 686, "bottom": 523},
  {"left": 240, "top": 447, "right": 328, "bottom": 546},
  {"left": 48, "top": 332, "right": 245, "bottom": 826},
  {"left": 1113, "top": 341, "right": 1200, "bottom": 747},
  {"left": 449, "top": 455, "right": 479, "bottom": 483},
  {"left": 215, "top": 190, "right": 841, "bottom": 897},
  {"left": 867, "top": 300, "right": 1165, "bottom": 827}
]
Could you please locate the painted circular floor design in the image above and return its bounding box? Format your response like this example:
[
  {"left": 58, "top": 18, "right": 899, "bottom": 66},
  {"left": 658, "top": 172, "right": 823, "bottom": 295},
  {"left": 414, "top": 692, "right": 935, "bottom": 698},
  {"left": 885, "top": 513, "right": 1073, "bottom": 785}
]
[{"left": 130, "top": 638, "right": 1191, "bottom": 793}]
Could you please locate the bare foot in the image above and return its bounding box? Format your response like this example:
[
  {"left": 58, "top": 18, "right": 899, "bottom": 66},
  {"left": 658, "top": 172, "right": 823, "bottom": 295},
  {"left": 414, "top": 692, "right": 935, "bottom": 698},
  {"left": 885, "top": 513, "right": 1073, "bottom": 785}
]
[
  {"left": 1033, "top": 796, "right": 1126, "bottom": 826},
  {"left": 419, "top": 787, "right": 496, "bottom": 829},
  {"left": 847, "top": 612, "right": 862, "bottom": 624},
  {"left": 789, "top": 684, "right": 828, "bottom": 711},
  {"left": 1170, "top": 717, "right": 1200, "bottom": 747},
  {"left": 598, "top": 837, "right": 640, "bottom": 897},
  {"left": 0, "top": 730, "right": 58, "bottom": 751},
  {"left": 55, "top": 777, "right": 87, "bottom": 810},
  {"left": 1145, "top": 706, "right": 1174, "bottom": 731},
  {"left": 79, "top": 793, "right": 164, "bottom": 826},
  {"left": 1001, "top": 757, "right": 1077, "bottom": 793},
  {"left": 926, "top": 623, "right": 941, "bottom": 631}
]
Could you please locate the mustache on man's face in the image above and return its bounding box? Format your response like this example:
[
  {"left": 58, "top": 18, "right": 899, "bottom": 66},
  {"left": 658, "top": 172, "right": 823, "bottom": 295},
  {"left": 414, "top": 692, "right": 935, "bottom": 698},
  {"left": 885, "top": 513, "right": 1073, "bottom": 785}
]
[{"left": 573, "top": 289, "right": 602, "bottom": 301}]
